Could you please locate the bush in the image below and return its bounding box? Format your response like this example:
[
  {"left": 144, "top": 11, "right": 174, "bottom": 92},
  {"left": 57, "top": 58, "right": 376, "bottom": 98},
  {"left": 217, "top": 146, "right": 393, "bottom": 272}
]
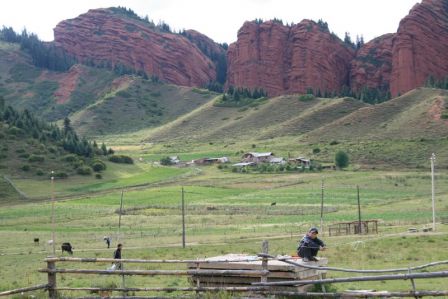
[
  {"left": 312, "top": 147, "right": 321, "bottom": 154},
  {"left": 36, "top": 169, "right": 44, "bottom": 176},
  {"left": 8, "top": 126, "right": 24, "bottom": 136},
  {"left": 28, "top": 154, "right": 45, "bottom": 162},
  {"left": 335, "top": 151, "right": 349, "bottom": 168},
  {"left": 330, "top": 140, "right": 339, "bottom": 145},
  {"left": 109, "top": 155, "right": 134, "bottom": 164},
  {"left": 62, "top": 154, "right": 78, "bottom": 162},
  {"left": 160, "top": 157, "right": 173, "bottom": 166},
  {"left": 77, "top": 166, "right": 92, "bottom": 175},
  {"left": 21, "top": 164, "right": 30, "bottom": 171},
  {"left": 91, "top": 160, "right": 107, "bottom": 172},
  {"left": 298, "top": 94, "right": 315, "bottom": 102},
  {"left": 95, "top": 173, "right": 103, "bottom": 179}
]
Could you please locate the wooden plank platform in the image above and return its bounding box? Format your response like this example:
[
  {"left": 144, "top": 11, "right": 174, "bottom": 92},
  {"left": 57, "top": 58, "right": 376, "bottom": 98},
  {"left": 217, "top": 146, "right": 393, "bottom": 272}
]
[{"left": 187, "top": 254, "right": 327, "bottom": 289}]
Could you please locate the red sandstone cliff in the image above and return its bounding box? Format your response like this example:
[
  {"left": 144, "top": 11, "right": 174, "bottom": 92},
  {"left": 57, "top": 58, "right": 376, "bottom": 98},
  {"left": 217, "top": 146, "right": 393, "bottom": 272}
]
[
  {"left": 390, "top": 0, "right": 448, "bottom": 96},
  {"left": 226, "top": 20, "right": 355, "bottom": 96},
  {"left": 350, "top": 34, "right": 394, "bottom": 93},
  {"left": 53, "top": 8, "right": 216, "bottom": 87}
]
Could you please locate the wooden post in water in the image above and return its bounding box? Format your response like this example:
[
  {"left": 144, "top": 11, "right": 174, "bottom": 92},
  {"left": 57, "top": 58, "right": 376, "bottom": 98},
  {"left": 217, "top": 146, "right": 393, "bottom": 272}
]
[
  {"left": 261, "top": 240, "right": 269, "bottom": 283},
  {"left": 47, "top": 260, "right": 57, "bottom": 299}
]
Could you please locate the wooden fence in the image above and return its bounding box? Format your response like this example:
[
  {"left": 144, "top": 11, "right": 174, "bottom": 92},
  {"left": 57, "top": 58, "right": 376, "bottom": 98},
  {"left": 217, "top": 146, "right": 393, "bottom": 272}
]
[{"left": 2, "top": 244, "right": 448, "bottom": 298}]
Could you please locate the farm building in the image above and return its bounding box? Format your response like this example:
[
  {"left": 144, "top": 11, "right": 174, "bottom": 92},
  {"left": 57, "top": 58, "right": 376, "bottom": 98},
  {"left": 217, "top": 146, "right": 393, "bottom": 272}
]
[
  {"left": 169, "top": 156, "right": 180, "bottom": 164},
  {"left": 288, "top": 157, "right": 311, "bottom": 168},
  {"left": 193, "top": 157, "right": 229, "bottom": 165},
  {"left": 269, "top": 157, "right": 286, "bottom": 164},
  {"left": 242, "top": 152, "right": 275, "bottom": 163},
  {"left": 232, "top": 162, "right": 256, "bottom": 167}
]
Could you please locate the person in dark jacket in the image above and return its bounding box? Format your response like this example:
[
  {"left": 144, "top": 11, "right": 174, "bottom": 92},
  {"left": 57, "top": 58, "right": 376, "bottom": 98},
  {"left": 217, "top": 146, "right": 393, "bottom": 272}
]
[
  {"left": 297, "top": 227, "right": 326, "bottom": 262},
  {"left": 113, "top": 243, "right": 123, "bottom": 269}
]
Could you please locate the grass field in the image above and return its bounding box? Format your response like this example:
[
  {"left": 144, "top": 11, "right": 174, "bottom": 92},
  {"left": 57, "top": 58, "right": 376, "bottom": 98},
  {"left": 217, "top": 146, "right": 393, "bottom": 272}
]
[{"left": 1, "top": 152, "right": 448, "bottom": 297}]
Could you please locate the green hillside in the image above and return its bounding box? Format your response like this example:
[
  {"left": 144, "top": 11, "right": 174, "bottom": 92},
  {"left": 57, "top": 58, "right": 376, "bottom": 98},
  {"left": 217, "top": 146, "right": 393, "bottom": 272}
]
[
  {"left": 71, "top": 80, "right": 218, "bottom": 136},
  {"left": 0, "top": 41, "right": 218, "bottom": 136},
  {"left": 304, "top": 88, "right": 448, "bottom": 141},
  {"left": 144, "top": 88, "right": 448, "bottom": 144},
  {"left": 2, "top": 40, "right": 448, "bottom": 168}
]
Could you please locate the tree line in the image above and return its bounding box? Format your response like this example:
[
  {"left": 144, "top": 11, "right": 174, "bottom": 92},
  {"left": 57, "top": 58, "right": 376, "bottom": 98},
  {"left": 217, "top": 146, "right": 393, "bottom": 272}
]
[
  {"left": 0, "top": 26, "right": 77, "bottom": 72},
  {"left": 0, "top": 99, "right": 112, "bottom": 158}
]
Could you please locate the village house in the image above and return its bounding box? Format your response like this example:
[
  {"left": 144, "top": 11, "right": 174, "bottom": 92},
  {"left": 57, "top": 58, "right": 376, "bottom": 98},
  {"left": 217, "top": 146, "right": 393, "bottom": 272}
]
[
  {"left": 169, "top": 156, "right": 180, "bottom": 164},
  {"left": 269, "top": 157, "right": 286, "bottom": 165},
  {"left": 288, "top": 157, "right": 311, "bottom": 168},
  {"left": 193, "top": 157, "right": 229, "bottom": 165},
  {"left": 242, "top": 152, "right": 275, "bottom": 164}
]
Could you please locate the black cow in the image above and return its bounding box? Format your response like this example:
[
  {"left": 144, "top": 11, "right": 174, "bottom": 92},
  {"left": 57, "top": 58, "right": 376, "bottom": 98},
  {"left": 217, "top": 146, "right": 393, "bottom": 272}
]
[
  {"left": 61, "top": 242, "right": 73, "bottom": 255},
  {"left": 34, "top": 238, "right": 39, "bottom": 245}
]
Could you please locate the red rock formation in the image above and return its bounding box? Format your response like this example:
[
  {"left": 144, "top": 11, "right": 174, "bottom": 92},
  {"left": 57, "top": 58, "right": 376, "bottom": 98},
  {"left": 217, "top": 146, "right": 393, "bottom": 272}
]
[
  {"left": 390, "top": 0, "right": 448, "bottom": 96},
  {"left": 184, "top": 29, "right": 226, "bottom": 61},
  {"left": 53, "top": 8, "right": 216, "bottom": 87},
  {"left": 350, "top": 34, "right": 394, "bottom": 94},
  {"left": 182, "top": 29, "right": 227, "bottom": 83},
  {"left": 227, "top": 20, "right": 355, "bottom": 96}
]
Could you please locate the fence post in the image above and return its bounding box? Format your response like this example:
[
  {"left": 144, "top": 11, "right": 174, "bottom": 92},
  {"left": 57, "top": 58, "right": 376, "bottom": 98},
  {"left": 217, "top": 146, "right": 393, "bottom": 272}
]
[
  {"left": 47, "top": 260, "right": 57, "bottom": 299},
  {"left": 261, "top": 240, "right": 269, "bottom": 283}
]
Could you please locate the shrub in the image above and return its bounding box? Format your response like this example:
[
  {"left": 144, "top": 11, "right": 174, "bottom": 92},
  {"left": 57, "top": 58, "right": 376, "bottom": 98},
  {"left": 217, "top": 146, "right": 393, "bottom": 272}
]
[
  {"left": 109, "top": 155, "right": 134, "bottom": 164},
  {"left": 36, "top": 169, "right": 44, "bottom": 176},
  {"left": 21, "top": 164, "right": 30, "bottom": 171},
  {"left": 8, "top": 126, "right": 24, "bottom": 136},
  {"left": 18, "top": 153, "right": 30, "bottom": 159},
  {"left": 91, "top": 160, "right": 107, "bottom": 172},
  {"left": 62, "top": 154, "right": 78, "bottom": 163},
  {"left": 95, "top": 173, "right": 103, "bottom": 179},
  {"left": 77, "top": 166, "right": 92, "bottom": 175},
  {"left": 298, "top": 94, "right": 315, "bottom": 102},
  {"left": 160, "top": 157, "right": 173, "bottom": 166},
  {"left": 313, "top": 147, "right": 321, "bottom": 154},
  {"left": 330, "top": 140, "right": 339, "bottom": 145},
  {"left": 28, "top": 154, "right": 45, "bottom": 162},
  {"left": 335, "top": 150, "right": 349, "bottom": 168}
]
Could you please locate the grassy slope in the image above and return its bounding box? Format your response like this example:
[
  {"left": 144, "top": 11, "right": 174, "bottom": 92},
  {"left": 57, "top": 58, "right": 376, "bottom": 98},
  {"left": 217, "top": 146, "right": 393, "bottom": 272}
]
[
  {"left": 145, "top": 88, "right": 448, "bottom": 144},
  {"left": 305, "top": 88, "right": 448, "bottom": 141},
  {"left": 71, "top": 81, "right": 218, "bottom": 136}
]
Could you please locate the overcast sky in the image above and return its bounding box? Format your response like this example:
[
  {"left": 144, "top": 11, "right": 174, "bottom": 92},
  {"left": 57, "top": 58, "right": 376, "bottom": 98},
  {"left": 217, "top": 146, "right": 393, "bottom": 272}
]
[{"left": 1, "top": 0, "right": 420, "bottom": 44}]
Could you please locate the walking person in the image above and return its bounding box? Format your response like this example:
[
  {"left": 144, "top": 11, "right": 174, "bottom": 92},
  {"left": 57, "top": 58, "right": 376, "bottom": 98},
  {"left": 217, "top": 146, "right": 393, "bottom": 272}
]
[
  {"left": 297, "top": 227, "right": 326, "bottom": 262},
  {"left": 113, "top": 243, "right": 123, "bottom": 269}
]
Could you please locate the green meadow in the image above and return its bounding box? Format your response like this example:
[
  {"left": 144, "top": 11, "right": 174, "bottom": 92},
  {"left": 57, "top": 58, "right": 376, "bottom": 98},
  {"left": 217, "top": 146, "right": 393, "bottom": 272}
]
[{"left": 1, "top": 151, "right": 447, "bottom": 297}]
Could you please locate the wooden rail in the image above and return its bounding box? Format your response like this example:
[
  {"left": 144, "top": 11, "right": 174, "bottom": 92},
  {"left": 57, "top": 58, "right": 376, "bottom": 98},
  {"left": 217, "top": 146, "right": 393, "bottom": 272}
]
[
  {"left": 0, "top": 284, "right": 48, "bottom": 297},
  {"left": 3, "top": 241, "right": 448, "bottom": 298}
]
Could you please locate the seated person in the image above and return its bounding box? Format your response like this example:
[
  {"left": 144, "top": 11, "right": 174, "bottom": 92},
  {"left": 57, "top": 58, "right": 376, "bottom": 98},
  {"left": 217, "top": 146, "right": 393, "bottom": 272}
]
[{"left": 297, "top": 227, "right": 325, "bottom": 262}]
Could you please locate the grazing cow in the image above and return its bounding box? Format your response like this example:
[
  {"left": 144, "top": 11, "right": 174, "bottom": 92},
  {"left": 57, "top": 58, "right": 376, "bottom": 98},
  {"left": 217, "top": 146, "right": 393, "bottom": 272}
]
[
  {"left": 34, "top": 238, "right": 39, "bottom": 245},
  {"left": 61, "top": 242, "right": 73, "bottom": 255},
  {"left": 271, "top": 202, "right": 277, "bottom": 206}
]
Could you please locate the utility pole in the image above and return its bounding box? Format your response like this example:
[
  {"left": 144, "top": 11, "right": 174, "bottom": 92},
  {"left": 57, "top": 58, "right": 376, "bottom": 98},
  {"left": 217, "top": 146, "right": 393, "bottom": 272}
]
[
  {"left": 357, "top": 185, "right": 362, "bottom": 234},
  {"left": 50, "top": 171, "right": 56, "bottom": 256},
  {"left": 117, "top": 189, "right": 124, "bottom": 242},
  {"left": 430, "top": 153, "right": 436, "bottom": 231},
  {"left": 320, "top": 177, "right": 324, "bottom": 236},
  {"left": 182, "top": 187, "right": 186, "bottom": 248}
]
